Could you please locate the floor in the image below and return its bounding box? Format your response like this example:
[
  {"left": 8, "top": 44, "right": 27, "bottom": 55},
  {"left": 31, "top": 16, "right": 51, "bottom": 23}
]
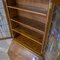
[
  {"left": 0, "top": 38, "right": 60, "bottom": 60},
  {"left": 0, "top": 51, "right": 10, "bottom": 60},
  {"left": 0, "top": 39, "right": 43, "bottom": 60},
  {"left": 0, "top": 39, "right": 12, "bottom": 60},
  {"left": 8, "top": 40, "right": 43, "bottom": 60}
]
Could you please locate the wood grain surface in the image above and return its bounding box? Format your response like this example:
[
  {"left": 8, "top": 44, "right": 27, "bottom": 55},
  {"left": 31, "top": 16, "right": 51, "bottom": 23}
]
[{"left": 8, "top": 40, "right": 43, "bottom": 60}]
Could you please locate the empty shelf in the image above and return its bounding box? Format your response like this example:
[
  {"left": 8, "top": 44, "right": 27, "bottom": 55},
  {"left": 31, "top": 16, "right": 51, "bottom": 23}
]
[
  {"left": 14, "top": 35, "right": 42, "bottom": 55},
  {"left": 11, "top": 16, "right": 45, "bottom": 31},
  {"left": 8, "top": 8, "right": 47, "bottom": 24},
  {"left": 11, "top": 19, "right": 44, "bottom": 34},
  {"left": 16, "top": 3, "right": 48, "bottom": 14},
  {"left": 7, "top": 5, "right": 47, "bottom": 16},
  {"left": 12, "top": 25, "right": 43, "bottom": 45}
]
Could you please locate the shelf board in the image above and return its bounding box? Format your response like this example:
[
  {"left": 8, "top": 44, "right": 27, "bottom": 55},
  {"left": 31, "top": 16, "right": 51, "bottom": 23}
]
[
  {"left": 16, "top": 3, "right": 48, "bottom": 14},
  {"left": 11, "top": 16, "right": 45, "bottom": 31},
  {"left": 11, "top": 19, "right": 44, "bottom": 34},
  {"left": 7, "top": 5, "right": 47, "bottom": 17},
  {"left": 14, "top": 35, "right": 42, "bottom": 55},
  {"left": 12, "top": 26, "right": 43, "bottom": 45},
  {"left": 12, "top": 15, "right": 46, "bottom": 24}
]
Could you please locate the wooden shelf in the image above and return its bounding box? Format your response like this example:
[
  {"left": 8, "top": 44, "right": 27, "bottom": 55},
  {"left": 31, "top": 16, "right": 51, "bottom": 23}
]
[
  {"left": 11, "top": 16, "right": 45, "bottom": 31},
  {"left": 6, "top": 0, "right": 54, "bottom": 57},
  {"left": 6, "top": 0, "right": 49, "bottom": 15},
  {"left": 11, "top": 19, "right": 44, "bottom": 34},
  {"left": 16, "top": 3, "right": 48, "bottom": 14},
  {"left": 7, "top": 5, "right": 47, "bottom": 16},
  {"left": 14, "top": 35, "right": 42, "bottom": 55},
  {"left": 12, "top": 25, "right": 43, "bottom": 45},
  {"left": 8, "top": 8, "right": 47, "bottom": 24}
]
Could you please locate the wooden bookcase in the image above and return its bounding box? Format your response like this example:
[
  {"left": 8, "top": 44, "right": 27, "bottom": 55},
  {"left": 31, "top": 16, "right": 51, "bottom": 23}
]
[{"left": 5, "top": 0, "right": 56, "bottom": 57}]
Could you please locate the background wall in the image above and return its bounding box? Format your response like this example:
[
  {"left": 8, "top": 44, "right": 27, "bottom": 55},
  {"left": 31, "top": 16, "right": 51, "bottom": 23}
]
[
  {"left": 0, "top": 0, "right": 12, "bottom": 60},
  {"left": 0, "top": 0, "right": 11, "bottom": 38}
]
